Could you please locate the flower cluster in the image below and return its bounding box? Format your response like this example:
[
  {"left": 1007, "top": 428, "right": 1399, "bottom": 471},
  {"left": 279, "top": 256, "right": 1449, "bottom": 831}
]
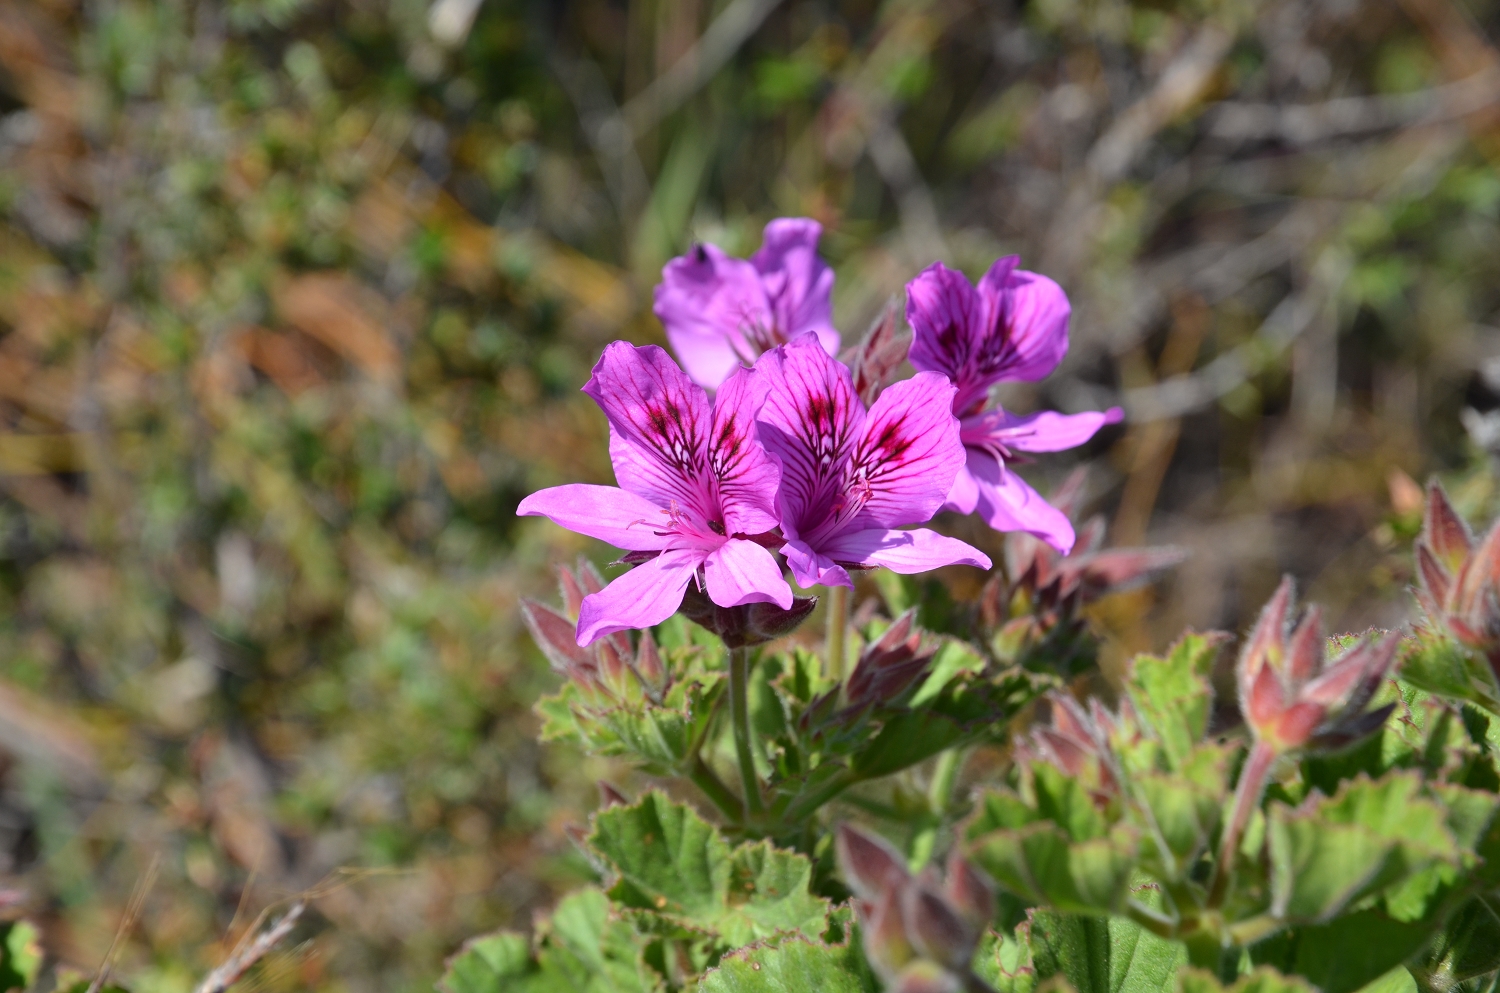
[{"left": 520, "top": 219, "right": 1120, "bottom": 645}]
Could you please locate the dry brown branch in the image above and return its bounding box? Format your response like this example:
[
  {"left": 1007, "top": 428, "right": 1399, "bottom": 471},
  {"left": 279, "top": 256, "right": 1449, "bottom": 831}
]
[
  {"left": 193, "top": 900, "right": 306, "bottom": 993},
  {"left": 1209, "top": 65, "right": 1500, "bottom": 144}
]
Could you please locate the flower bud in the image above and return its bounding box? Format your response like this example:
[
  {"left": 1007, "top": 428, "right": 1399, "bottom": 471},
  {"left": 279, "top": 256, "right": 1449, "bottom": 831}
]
[
  {"left": 942, "top": 852, "right": 996, "bottom": 932},
  {"left": 846, "top": 611, "right": 934, "bottom": 708},
  {"left": 836, "top": 823, "right": 911, "bottom": 902},
  {"left": 857, "top": 889, "right": 917, "bottom": 984},
  {"left": 901, "top": 881, "right": 979, "bottom": 972},
  {"left": 891, "top": 960, "right": 963, "bottom": 993},
  {"left": 678, "top": 585, "right": 818, "bottom": 648},
  {"left": 1236, "top": 577, "right": 1399, "bottom": 754},
  {"left": 1415, "top": 482, "right": 1500, "bottom": 678}
]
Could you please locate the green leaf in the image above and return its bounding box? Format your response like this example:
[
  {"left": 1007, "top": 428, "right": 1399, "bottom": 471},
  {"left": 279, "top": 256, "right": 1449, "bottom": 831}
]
[
  {"left": 1023, "top": 912, "right": 1187, "bottom": 993},
  {"left": 1123, "top": 632, "right": 1225, "bottom": 770},
  {"left": 974, "top": 928, "right": 1039, "bottom": 993},
  {"left": 0, "top": 921, "right": 41, "bottom": 993},
  {"left": 1267, "top": 773, "right": 1459, "bottom": 923},
  {"left": 910, "top": 640, "right": 987, "bottom": 707},
  {"left": 1031, "top": 764, "right": 1109, "bottom": 843},
  {"left": 1399, "top": 635, "right": 1500, "bottom": 716},
  {"left": 696, "top": 936, "right": 878, "bottom": 993},
  {"left": 1421, "top": 893, "right": 1500, "bottom": 983},
  {"left": 1176, "top": 966, "right": 1317, "bottom": 993},
  {"left": 1249, "top": 909, "right": 1432, "bottom": 993},
  {"left": 970, "top": 823, "right": 1139, "bottom": 915},
  {"left": 538, "top": 888, "right": 663, "bottom": 993},
  {"left": 589, "top": 793, "right": 827, "bottom": 948},
  {"left": 439, "top": 931, "right": 534, "bottom": 993}
]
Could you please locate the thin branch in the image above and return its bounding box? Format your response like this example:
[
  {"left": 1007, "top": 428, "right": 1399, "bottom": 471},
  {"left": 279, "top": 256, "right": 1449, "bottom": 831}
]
[
  {"left": 87, "top": 854, "right": 160, "bottom": 993},
  {"left": 193, "top": 900, "right": 307, "bottom": 993},
  {"left": 1208, "top": 65, "right": 1500, "bottom": 144},
  {"left": 621, "top": 0, "right": 787, "bottom": 136}
]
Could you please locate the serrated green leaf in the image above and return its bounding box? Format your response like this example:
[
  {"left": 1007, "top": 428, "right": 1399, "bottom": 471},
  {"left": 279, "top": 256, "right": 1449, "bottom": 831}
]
[
  {"left": 1267, "top": 773, "right": 1459, "bottom": 923},
  {"left": 973, "top": 928, "right": 1038, "bottom": 993},
  {"left": 1399, "top": 636, "right": 1500, "bottom": 715},
  {"left": 695, "top": 936, "right": 878, "bottom": 993},
  {"left": 1176, "top": 966, "right": 1318, "bottom": 993},
  {"left": 970, "top": 823, "right": 1139, "bottom": 915},
  {"left": 966, "top": 790, "right": 1042, "bottom": 839},
  {"left": 1123, "top": 632, "right": 1224, "bottom": 770},
  {"left": 1031, "top": 764, "right": 1107, "bottom": 842},
  {"left": 439, "top": 931, "right": 534, "bottom": 993},
  {"left": 910, "top": 640, "right": 987, "bottom": 707},
  {"left": 538, "top": 888, "right": 663, "bottom": 993},
  {"left": 592, "top": 792, "right": 732, "bottom": 919},
  {"left": 1024, "top": 912, "right": 1186, "bottom": 993},
  {"left": 590, "top": 794, "right": 827, "bottom": 948},
  {"left": 720, "top": 842, "right": 830, "bottom": 947}
]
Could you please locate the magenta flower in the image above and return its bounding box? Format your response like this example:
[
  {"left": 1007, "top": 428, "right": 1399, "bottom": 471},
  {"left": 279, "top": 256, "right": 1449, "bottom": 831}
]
[
  {"left": 654, "top": 218, "right": 841, "bottom": 390},
  {"left": 517, "top": 342, "right": 793, "bottom": 645},
  {"left": 754, "top": 334, "right": 991, "bottom": 589},
  {"left": 906, "top": 257, "right": 1122, "bottom": 554}
]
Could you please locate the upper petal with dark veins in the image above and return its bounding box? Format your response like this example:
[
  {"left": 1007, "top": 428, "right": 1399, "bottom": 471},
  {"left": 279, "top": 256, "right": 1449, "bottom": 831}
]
[{"left": 845, "top": 371, "right": 965, "bottom": 530}]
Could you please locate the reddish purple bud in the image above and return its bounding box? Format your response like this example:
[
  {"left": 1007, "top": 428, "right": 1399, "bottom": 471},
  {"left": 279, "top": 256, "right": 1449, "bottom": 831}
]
[
  {"left": 522, "top": 599, "right": 597, "bottom": 682},
  {"left": 679, "top": 586, "right": 819, "bottom": 648},
  {"left": 857, "top": 889, "right": 916, "bottom": 983},
  {"left": 1236, "top": 578, "right": 1401, "bottom": 754},
  {"left": 837, "top": 823, "right": 911, "bottom": 901},
  {"left": 846, "top": 611, "right": 934, "bottom": 707},
  {"left": 841, "top": 299, "right": 911, "bottom": 406},
  {"left": 942, "top": 852, "right": 996, "bottom": 931},
  {"left": 1423, "top": 481, "right": 1473, "bottom": 574},
  {"left": 598, "top": 781, "right": 629, "bottom": 807},
  {"left": 900, "top": 882, "right": 978, "bottom": 972}
]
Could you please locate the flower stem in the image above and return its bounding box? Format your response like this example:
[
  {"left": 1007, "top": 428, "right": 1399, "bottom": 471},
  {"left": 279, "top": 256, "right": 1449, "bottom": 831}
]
[
  {"left": 825, "top": 584, "right": 848, "bottom": 686},
  {"left": 1207, "top": 739, "right": 1276, "bottom": 909},
  {"left": 689, "top": 754, "right": 744, "bottom": 824},
  {"left": 729, "top": 646, "right": 764, "bottom": 821}
]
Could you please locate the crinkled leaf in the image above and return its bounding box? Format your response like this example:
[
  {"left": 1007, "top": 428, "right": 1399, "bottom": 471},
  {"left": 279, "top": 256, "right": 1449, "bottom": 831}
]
[
  {"left": 1400, "top": 635, "right": 1500, "bottom": 716},
  {"left": 910, "top": 640, "right": 987, "bottom": 707},
  {"left": 590, "top": 794, "right": 827, "bottom": 947},
  {"left": 1268, "top": 773, "right": 1459, "bottom": 923},
  {"left": 1031, "top": 764, "right": 1108, "bottom": 843},
  {"left": 969, "top": 823, "right": 1139, "bottom": 915},
  {"left": 439, "top": 931, "right": 534, "bottom": 993},
  {"left": 539, "top": 888, "right": 663, "bottom": 993},
  {"left": 1123, "top": 632, "right": 1225, "bottom": 770},
  {"left": 696, "top": 936, "right": 878, "bottom": 993}
]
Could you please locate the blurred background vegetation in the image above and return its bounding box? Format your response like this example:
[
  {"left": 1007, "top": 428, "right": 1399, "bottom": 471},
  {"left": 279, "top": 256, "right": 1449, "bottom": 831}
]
[{"left": 0, "top": 0, "right": 1499, "bottom": 988}]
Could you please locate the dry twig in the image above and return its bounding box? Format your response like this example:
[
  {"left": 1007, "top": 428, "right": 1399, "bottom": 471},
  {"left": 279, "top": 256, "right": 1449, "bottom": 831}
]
[{"left": 192, "top": 900, "right": 307, "bottom": 993}]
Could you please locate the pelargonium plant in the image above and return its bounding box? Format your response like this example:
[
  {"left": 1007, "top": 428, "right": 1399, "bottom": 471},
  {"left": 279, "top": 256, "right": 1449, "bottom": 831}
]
[{"left": 443, "top": 221, "right": 1500, "bottom": 993}]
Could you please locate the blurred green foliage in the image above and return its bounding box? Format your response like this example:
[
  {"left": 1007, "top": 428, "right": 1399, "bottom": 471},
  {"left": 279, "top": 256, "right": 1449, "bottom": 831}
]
[{"left": 0, "top": 0, "right": 1498, "bottom": 989}]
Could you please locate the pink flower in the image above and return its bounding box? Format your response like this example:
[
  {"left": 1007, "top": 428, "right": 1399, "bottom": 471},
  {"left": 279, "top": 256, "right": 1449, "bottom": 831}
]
[
  {"left": 754, "top": 334, "right": 991, "bottom": 589},
  {"left": 654, "top": 218, "right": 841, "bottom": 389},
  {"left": 517, "top": 342, "right": 793, "bottom": 645},
  {"left": 906, "top": 258, "right": 1122, "bottom": 554}
]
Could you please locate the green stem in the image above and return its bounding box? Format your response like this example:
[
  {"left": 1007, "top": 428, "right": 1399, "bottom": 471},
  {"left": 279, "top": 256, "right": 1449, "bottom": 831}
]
[
  {"left": 928, "top": 747, "right": 964, "bottom": 814},
  {"left": 825, "top": 584, "right": 848, "bottom": 686},
  {"left": 1208, "top": 739, "right": 1276, "bottom": 909},
  {"left": 689, "top": 754, "right": 743, "bottom": 823},
  {"left": 729, "top": 646, "right": 764, "bottom": 821},
  {"left": 780, "top": 768, "right": 860, "bottom": 825},
  {"left": 1125, "top": 898, "right": 1178, "bottom": 939}
]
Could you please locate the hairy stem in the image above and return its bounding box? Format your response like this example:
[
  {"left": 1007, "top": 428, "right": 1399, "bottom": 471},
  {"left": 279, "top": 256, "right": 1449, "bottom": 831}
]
[
  {"left": 1208, "top": 738, "right": 1276, "bottom": 909},
  {"left": 825, "top": 584, "right": 848, "bottom": 687},
  {"left": 780, "top": 768, "right": 859, "bottom": 825},
  {"left": 689, "top": 754, "right": 744, "bottom": 823},
  {"left": 729, "top": 646, "right": 764, "bottom": 820},
  {"left": 911, "top": 748, "right": 967, "bottom": 868}
]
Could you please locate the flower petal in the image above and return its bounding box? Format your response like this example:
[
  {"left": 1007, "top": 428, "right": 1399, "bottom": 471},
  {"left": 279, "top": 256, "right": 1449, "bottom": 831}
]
[
  {"left": 576, "top": 549, "right": 702, "bottom": 645},
  {"left": 944, "top": 461, "right": 981, "bottom": 515},
  {"left": 704, "top": 538, "right": 794, "bottom": 608},
  {"left": 906, "top": 261, "right": 987, "bottom": 410},
  {"left": 654, "top": 243, "right": 774, "bottom": 389},
  {"left": 783, "top": 538, "right": 853, "bottom": 589},
  {"left": 974, "top": 256, "right": 1071, "bottom": 383},
  {"left": 755, "top": 333, "right": 866, "bottom": 539},
  {"left": 751, "top": 218, "right": 840, "bottom": 356},
  {"left": 971, "top": 407, "right": 1123, "bottom": 453},
  {"left": 847, "top": 371, "right": 965, "bottom": 528},
  {"left": 823, "top": 527, "right": 992, "bottom": 574},
  {"left": 710, "top": 365, "right": 782, "bottom": 535},
  {"left": 970, "top": 458, "right": 1077, "bottom": 554},
  {"left": 517, "top": 484, "right": 673, "bottom": 551},
  {"left": 585, "top": 341, "right": 715, "bottom": 517}
]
